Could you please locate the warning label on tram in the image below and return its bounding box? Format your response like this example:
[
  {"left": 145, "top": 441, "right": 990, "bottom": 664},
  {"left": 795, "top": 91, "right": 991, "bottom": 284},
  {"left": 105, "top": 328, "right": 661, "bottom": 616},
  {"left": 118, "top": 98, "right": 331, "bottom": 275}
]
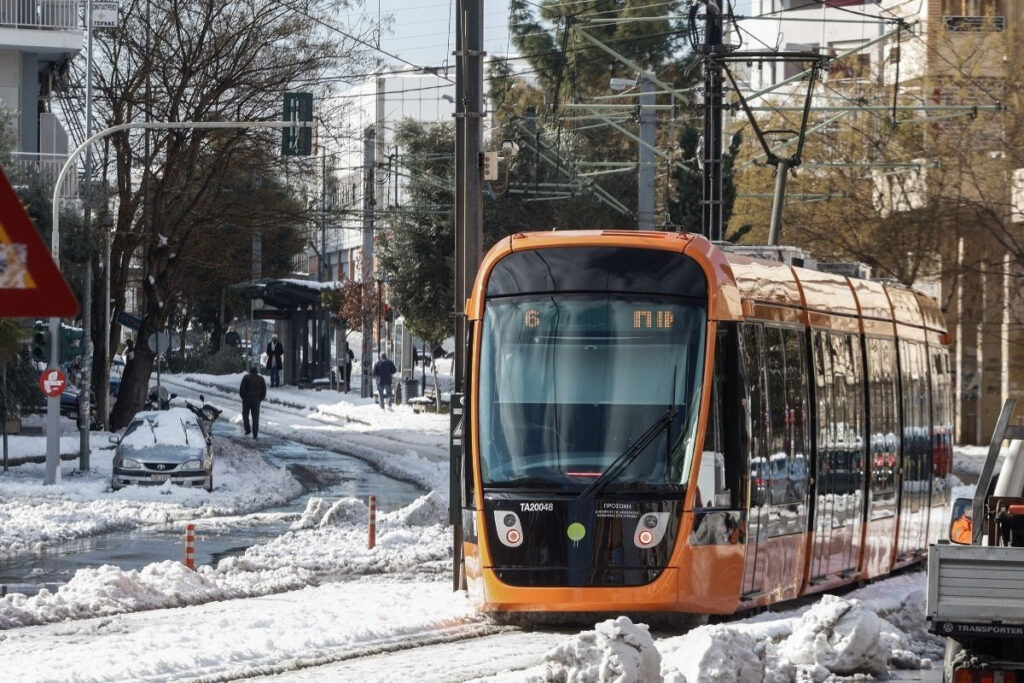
[{"left": 596, "top": 501, "right": 640, "bottom": 519}]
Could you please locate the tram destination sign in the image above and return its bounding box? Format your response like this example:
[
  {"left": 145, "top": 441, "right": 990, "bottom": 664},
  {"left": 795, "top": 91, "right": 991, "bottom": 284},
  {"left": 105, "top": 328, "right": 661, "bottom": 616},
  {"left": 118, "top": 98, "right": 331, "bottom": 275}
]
[{"left": 521, "top": 305, "right": 678, "bottom": 332}]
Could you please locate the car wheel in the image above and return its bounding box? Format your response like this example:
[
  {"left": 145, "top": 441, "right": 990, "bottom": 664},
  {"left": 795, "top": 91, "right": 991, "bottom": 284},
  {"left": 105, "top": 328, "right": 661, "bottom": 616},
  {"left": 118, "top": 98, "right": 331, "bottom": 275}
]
[
  {"left": 110, "top": 477, "right": 121, "bottom": 491},
  {"left": 205, "top": 474, "right": 214, "bottom": 492}
]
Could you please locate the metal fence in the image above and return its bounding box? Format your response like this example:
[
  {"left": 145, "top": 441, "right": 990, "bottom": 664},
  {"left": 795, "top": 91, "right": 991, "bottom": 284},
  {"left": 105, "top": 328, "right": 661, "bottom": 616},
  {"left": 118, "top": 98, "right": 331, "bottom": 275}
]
[{"left": 0, "top": 1, "right": 80, "bottom": 31}]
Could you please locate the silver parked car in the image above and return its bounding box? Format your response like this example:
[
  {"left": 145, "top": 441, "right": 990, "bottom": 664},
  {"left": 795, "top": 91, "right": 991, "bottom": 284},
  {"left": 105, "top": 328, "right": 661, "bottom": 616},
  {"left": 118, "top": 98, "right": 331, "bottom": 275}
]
[{"left": 110, "top": 407, "right": 214, "bottom": 492}]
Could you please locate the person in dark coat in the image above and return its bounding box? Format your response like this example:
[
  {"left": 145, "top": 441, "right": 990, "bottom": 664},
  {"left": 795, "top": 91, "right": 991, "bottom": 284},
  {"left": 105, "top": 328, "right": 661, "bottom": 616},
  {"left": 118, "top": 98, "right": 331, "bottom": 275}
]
[
  {"left": 266, "top": 334, "right": 284, "bottom": 387},
  {"left": 371, "top": 353, "right": 397, "bottom": 410},
  {"left": 345, "top": 347, "right": 355, "bottom": 393},
  {"left": 239, "top": 365, "right": 267, "bottom": 438}
]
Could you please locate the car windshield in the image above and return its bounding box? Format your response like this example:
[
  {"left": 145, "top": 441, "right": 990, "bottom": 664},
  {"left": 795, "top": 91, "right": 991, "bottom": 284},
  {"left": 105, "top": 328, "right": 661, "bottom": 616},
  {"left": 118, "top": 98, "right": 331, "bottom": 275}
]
[{"left": 478, "top": 295, "right": 706, "bottom": 493}]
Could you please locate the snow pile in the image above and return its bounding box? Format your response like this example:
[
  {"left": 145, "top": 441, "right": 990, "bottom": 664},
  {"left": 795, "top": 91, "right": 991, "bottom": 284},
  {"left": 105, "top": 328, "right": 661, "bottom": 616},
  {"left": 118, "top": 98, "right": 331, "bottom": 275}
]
[
  {"left": 777, "top": 594, "right": 888, "bottom": 676},
  {"left": 291, "top": 496, "right": 367, "bottom": 529},
  {"left": 542, "top": 616, "right": 662, "bottom": 683},
  {"left": 219, "top": 492, "right": 451, "bottom": 577},
  {"left": 387, "top": 490, "right": 446, "bottom": 526},
  {"left": 0, "top": 560, "right": 314, "bottom": 629},
  {"left": 661, "top": 625, "right": 765, "bottom": 683}
]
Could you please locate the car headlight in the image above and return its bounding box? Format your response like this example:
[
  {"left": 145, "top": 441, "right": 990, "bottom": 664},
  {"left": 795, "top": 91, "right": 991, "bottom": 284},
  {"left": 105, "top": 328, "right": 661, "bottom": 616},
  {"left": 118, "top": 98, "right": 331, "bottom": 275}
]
[
  {"left": 121, "top": 458, "right": 141, "bottom": 469},
  {"left": 181, "top": 460, "right": 204, "bottom": 471}
]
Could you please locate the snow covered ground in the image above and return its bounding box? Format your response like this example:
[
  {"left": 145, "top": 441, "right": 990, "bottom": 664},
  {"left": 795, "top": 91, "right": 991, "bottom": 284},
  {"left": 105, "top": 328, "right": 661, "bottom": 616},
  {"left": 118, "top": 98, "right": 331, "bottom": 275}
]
[{"left": 0, "top": 372, "right": 975, "bottom": 681}]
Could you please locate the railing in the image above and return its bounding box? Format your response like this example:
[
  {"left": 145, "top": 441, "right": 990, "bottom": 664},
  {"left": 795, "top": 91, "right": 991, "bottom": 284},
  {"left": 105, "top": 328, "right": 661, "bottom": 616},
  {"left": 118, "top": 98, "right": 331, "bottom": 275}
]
[
  {"left": 0, "top": 1, "right": 80, "bottom": 31},
  {"left": 943, "top": 15, "right": 1006, "bottom": 32},
  {"left": 10, "top": 152, "right": 78, "bottom": 197}
]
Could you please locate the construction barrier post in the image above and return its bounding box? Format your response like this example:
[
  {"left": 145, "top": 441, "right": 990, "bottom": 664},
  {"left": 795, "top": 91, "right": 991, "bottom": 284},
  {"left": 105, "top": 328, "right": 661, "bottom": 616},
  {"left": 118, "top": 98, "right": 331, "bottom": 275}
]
[
  {"left": 184, "top": 523, "right": 196, "bottom": 570},
  {"left": 368, "top": 495, "right": 376, "bottom": 549}
]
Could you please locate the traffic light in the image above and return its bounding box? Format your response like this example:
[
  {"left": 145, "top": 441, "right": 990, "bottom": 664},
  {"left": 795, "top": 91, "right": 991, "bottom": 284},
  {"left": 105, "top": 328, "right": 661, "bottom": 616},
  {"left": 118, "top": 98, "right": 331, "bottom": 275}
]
[
  {"left": 282, "top": 92, "right": 313, "bottom": 156},
  {"left": 31, "top": 322, "right": 51, "bottom": 363},
  {"left": 384, "top": 303, "right": 393, "bottom": 322},
  {"left": 60, "top": 323, "right": 84, "bottom": 364}
]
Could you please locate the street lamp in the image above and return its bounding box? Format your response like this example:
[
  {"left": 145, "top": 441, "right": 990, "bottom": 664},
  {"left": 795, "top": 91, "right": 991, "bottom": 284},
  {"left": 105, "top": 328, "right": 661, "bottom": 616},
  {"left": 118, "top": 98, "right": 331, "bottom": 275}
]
[{"left": 373, "top": 271, "right": 384, "bottom": 356}]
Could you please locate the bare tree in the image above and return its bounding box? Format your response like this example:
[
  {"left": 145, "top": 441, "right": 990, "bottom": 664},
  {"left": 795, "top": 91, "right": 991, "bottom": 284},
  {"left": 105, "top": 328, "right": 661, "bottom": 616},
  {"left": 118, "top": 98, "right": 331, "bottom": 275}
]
[{"left": 74, "top": 0, "right": 372, "bottom": 428}]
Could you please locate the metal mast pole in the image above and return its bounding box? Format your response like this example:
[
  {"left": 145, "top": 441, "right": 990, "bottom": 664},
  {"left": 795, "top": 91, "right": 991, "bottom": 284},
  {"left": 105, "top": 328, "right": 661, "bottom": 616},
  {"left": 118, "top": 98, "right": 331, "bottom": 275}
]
[
  {"left": 361, "top": 126, "right": 375, "bottom": 399},
  {"left": 637, "top": 77, "right": 656, "bottom": 230},
  {"left": 78, "top": 0, "right": 94, "bottom": 470},
  {"left": 698, "top": 1, "right": 724, "bottom": 241}
]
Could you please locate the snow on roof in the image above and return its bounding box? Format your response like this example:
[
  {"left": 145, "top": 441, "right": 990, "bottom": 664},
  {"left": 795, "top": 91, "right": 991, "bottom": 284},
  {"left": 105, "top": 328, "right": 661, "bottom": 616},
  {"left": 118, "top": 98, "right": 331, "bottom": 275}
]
[{"left": 121, "top": 408, "right": 202, "bottom": 449}]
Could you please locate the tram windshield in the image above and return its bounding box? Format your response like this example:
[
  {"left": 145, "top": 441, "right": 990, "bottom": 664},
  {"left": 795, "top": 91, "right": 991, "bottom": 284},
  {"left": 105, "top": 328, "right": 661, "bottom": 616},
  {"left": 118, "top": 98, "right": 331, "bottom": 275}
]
[{"left": 478, "top": 295, "right": 707, "bottom": 493}]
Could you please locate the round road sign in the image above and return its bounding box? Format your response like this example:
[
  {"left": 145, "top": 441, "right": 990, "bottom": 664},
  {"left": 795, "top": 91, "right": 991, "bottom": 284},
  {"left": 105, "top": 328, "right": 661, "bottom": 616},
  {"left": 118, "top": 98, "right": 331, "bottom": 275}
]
[{"left": 38, "top": 368, "right": 67, "bottom": 397}]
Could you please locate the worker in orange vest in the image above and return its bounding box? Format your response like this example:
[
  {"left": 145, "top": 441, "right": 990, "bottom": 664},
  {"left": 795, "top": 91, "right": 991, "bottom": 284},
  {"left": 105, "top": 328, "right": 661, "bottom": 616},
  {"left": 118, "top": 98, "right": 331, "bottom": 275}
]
[{"left": 952, "top": 508, "right": 973, "bottom": 544}]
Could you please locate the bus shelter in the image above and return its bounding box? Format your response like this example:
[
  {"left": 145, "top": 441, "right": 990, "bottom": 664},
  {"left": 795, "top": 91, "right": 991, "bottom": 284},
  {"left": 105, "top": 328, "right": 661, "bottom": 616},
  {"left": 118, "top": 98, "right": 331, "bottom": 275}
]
[{"left": 234, "top": 278, "right": 336, "bottom": 386}]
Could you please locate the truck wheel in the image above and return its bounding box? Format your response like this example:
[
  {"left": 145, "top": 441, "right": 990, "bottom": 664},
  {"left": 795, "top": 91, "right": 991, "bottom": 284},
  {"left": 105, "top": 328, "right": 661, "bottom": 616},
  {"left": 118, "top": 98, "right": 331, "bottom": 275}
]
[{"left": 943, "top": 639, "right": 963, "bottom": 683}]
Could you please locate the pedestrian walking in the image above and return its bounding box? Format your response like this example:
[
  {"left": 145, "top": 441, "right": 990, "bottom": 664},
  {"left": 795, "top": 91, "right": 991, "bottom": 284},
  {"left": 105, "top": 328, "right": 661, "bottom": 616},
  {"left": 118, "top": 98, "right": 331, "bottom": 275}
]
[
  {"left": 345, "top": 347, "right": 354, "bottom": 393},
  {"left": 371, "top": 353, "right": 397, "bottom": 410},
  {"left": 266, "top": 334, "right": 284, "bottom": 387},
  {"left": 123, "top": 338, "right": 135, "bottom": 365},
  {"left": 239, "top": 365, "right": 267, "bottom": 438}
]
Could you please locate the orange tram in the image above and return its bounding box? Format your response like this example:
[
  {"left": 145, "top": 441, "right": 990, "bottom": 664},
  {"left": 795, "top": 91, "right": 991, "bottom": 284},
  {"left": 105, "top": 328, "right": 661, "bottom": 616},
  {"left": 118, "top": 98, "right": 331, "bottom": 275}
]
[{"left": 457, "top": 230, "right": 953, "bottom": 618}]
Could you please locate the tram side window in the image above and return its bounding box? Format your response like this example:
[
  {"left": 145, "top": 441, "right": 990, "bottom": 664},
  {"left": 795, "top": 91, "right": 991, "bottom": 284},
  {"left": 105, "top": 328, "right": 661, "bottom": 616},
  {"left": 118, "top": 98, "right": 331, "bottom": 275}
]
[
  {"left": 740, "top": 323, "right": 768, "bottom": 508},
  {"left": 866, "top": 337, "right": 899, "bottom": 493},
  {"left": 701, "top": 324, "right": 743, "bottom": 508},
  {"left": 835, "top": 332, "right": 865, "bottom": 497},
  {"left": 900, "top": 340, "right": 932, "bottom": 495},
  {"left": 761, "top": 325, "right": 807, "bottom": 506},
  {"left": 811, "top": 329, "right": 836, "bottom": 491},
  {"left": 930, "top": 346, "right": 953, "bottom": 479},
  {"left": 783, "top": 327, "right": 810, "bottom": 503}
]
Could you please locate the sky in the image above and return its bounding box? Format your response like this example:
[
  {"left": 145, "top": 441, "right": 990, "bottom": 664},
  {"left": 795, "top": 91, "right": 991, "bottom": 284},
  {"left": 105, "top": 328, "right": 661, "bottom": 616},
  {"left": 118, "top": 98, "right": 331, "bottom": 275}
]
[{"left": 347, "top": 0, "right": 517, "bottom": 70}]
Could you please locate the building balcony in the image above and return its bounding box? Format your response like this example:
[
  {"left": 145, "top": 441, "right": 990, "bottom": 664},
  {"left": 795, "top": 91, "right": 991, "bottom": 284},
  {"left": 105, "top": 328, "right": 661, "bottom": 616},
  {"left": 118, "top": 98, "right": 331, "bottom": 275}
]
[
  {"left": 0, "top": 1, "right": 82, "bottom": 55},
  {"left": 11, "top": 151, "right": 77, "bottom": 197}
]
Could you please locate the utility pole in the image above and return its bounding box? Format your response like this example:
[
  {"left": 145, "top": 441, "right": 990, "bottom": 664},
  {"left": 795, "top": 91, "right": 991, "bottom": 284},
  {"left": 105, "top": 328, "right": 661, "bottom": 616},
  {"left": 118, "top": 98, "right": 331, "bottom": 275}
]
[
  {"left": 637, "top": 77, "right": 656, "bottom": 230},
  {"left": 319, "top": 149, "right": 327, "bottom": 281},
  {"left": 452, "top": 0, "right": 484, "bottom": 593},
  {"left": 78, "top": 0, "right": 96, "bottom": 472},
  {"left": 696, "top": 1, "right": 724, "bottom": 242},
  {"left": 361, "top": 126, "right": 375, "bottom": 399}
]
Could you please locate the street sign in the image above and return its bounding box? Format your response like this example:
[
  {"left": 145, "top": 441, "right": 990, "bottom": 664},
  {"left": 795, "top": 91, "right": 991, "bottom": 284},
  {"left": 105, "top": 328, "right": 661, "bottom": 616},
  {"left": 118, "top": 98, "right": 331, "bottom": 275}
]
[
  {"left": 38, "top": 368, "right": 67, "bottom": 397},
  {"left": 91, "top": 1, "right": 119, "bottom": 28},
  {"left": 115, "top": 310, "right": 143, "bottom": 331},
  {"left": 147, "top": 331, "right": 171, "bottom": 354},
  {"left": 0, "top": 167, "right": 78, "bottom": 317}
]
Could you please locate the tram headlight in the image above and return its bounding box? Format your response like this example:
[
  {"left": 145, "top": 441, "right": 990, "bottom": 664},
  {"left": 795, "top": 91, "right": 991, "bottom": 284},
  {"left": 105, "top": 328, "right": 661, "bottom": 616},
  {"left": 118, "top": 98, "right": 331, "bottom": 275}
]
[
  {"left": 634, "top": 512, "right": 670, "bottom": 549},
  {"left": 493, "top": 510, "right": 524, "bottom": 548}
]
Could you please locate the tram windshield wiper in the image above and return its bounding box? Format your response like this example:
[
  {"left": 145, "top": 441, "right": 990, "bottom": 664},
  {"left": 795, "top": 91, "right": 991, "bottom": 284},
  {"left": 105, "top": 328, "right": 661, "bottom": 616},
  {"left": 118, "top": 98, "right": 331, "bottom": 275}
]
[{"left": 578, "top": 404, "right": 677, "bottom": 499}]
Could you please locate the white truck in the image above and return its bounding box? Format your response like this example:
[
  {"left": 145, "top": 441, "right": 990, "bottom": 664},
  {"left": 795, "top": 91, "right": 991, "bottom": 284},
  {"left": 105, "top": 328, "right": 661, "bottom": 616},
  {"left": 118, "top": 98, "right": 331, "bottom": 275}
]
[{"left": 927, "top": 400, "right": 1024, "bottom": 682}]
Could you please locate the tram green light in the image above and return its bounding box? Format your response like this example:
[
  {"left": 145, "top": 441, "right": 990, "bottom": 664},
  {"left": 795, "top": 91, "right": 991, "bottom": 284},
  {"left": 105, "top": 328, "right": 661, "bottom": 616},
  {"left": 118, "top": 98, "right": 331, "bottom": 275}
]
[{"left": 567, "top": 522, "right": 586, "bottom": 542}]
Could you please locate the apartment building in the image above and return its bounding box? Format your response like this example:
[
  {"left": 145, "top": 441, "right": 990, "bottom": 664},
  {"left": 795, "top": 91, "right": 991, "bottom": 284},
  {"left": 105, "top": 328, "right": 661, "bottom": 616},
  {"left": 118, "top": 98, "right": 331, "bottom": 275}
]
[
  {"left": 309, "top": 68, "right": 455, "bottom": 283},
  {"left": 736, "top": 0, "right": 1024, "bottom": 443},
  {"left": 0, "top": 0, "right": 83, "bottom": 195}
]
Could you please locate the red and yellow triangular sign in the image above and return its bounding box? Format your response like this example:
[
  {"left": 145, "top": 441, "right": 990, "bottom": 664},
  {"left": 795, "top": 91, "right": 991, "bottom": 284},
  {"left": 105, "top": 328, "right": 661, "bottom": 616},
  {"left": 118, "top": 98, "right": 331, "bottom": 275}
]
[{"left": 0, "top": 165, "right": 79, "bottom": 317}]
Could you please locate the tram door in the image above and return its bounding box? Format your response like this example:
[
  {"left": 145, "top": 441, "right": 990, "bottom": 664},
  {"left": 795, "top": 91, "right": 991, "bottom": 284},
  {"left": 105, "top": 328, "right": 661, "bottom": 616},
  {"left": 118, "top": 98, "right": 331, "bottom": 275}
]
[
  {"left": 809, "top": 330, "right": 866, "bottom": 581},
  {"left": 740, "top": 324, "right": 810, "bottom": 599}
]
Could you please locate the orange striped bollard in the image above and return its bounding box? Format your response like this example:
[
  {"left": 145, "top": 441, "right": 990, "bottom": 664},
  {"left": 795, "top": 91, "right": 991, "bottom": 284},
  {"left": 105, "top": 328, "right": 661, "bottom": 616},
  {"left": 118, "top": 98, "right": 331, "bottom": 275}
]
[
  {"left": 368, "top": 495, "right": 377, "bottom": 549},
  {"left": 184, "top": 523, "right": 196, "bottom": 570}
]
